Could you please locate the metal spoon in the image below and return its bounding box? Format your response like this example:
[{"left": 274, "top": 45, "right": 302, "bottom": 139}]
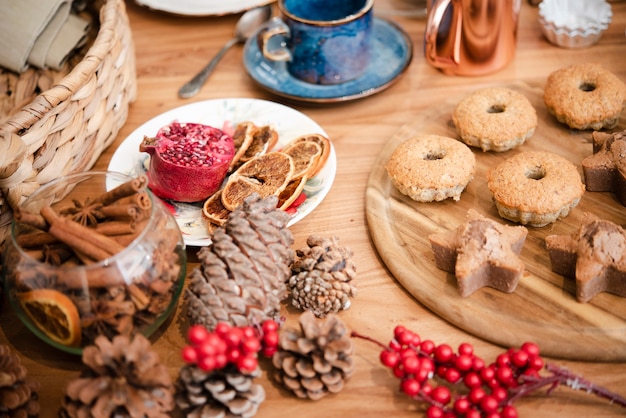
[{"left": 178, "top": 5, "right": 273, "bottom": 99}]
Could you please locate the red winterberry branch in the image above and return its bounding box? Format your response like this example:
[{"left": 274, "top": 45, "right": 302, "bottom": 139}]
[
  {"left": 181, "top": 320, "right": 280, "bottom": 374},
  {"left": 351, "top": 326, "right": 626, "bottom": 417}
]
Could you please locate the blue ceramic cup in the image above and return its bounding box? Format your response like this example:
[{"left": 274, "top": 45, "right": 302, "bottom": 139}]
[{"left": 258, "top": 0, "right": 374, "bottom": 85}]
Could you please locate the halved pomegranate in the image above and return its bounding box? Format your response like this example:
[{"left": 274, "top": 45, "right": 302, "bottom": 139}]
[{"left": 140, "top": 122, "right": 235, "bottom": 202}]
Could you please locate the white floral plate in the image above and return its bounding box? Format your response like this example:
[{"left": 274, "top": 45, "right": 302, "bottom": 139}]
[
  {"left": 108, "top": 98, "right": 336, "bottom": 247},
  {"left": 133, "top": 0, "right": 274, "bottom": 16}
]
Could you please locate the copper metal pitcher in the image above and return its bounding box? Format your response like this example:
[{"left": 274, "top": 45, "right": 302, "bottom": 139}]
[{"left": 424, "top": 0, "right": 521, "bottom": 76}]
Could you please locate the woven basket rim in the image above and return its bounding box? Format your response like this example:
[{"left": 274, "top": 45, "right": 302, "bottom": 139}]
[{"left": 0, "top": 0, "right": 122, "bottom": 135}]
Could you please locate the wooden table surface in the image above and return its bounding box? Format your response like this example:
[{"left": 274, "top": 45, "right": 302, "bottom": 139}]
[{"left": 2, "top": 1, "right": 626, "bottom": 416}]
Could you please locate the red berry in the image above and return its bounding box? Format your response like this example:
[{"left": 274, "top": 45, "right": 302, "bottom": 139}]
[
  {"left": 393, "top": 325, "right": 407, "bottom": 339},
  {"left": 469, "top": 387, "right": 486, "bottom": 404},
  {"left": 421, "top": 357, "right": 435, "bottom": 372},
  {"left": 181, "top": 346, "right": 198, "bottom": 364},
  {"left": 420, "top": 340, "right": 436, "bottom": 354},
  {"left": 431, "top": 386, "right": 451, "bottom": 405},
  {"left": 465, "top": 409, "right": 482, "bottom": 418},
  {"left": 393, "top": 365, "right": 405, "bottom": 378},
  {"left": 215, "top": 322, "right": 231, "bottom": 337},
  {"left": 226, "top": 348, "right": 242, "bottom": 363},
  {"left": 463, "top": 372, "right": 482, "bottom": 388},
  {"left": 480, "top": 366, "right": 496, "bottom": 382},
  {"left": 426, "top": 406, "right": 444, "bottom": 418},
  {"left": 400, "top": 347, "right": 416, "bottom": 360},
  {"left": 496, "top": 353, "right": 511, "bottom": 367},
  {"left": 436, "top": 365, "right": 448, "bottom": 378},
  {"left": 501, "top": 405, "right": 519, "bottom": 418},
  {"left": 262, "top": 320, "right": 279, "bottom": 334},
  {"left": 421, "top": 383, "right": 433, "bottom": 396},
  {"left": 400, "top": 378, "right": 421, "bottom": 397},
  {"left": 453, "top": 397, "right": 471, "bottom": 414},
  {"left": 434, "top": 344, "right": 454, "bottom": 363},
  {"left": 242, "top": 337, "right": 261, "bottom": 354},
  {"left": 415, "top": 367, "right": 431, "bottom": 382},
  {"left": 444, "top": 367, "right": 461, "bottom": 383},
  {"left": 224, "top": 327, "right": 244, "bottom": 348},
  {"left": 262, "top": 346, "right": 277, "bottom": 357},
  {"left": 389, "top": 339, "right": 402, "bottom": 352},
  {"left": 214, "top": 353, "right": 228, "bottom": 369},
  {"left": 511, "top": 350, "right": 529, "bottom": 368},
  {"left": 491, "top": 386, "right": 508, "bottom": 402},
  {"left": 380, "top": 350, "right": 401, "bottom": 368},
  {"left": 196, "top": 341, "right": 217, "bottom": 358},
  {"left": 241, "top": 326, "right": 257, "bottom": 340},
  {"left": 472, "top": 357, "right": 486, "bottom": 371},
  {"left": 403, "top": 355, "right": 421, "bottom": 374},
  {"left": 480, "top": 395, "right": 499, "bottom": 413},
  {"left": 187, "top": 325, "right": 209, "bottom": 345},
  {"left": 458, "top": 342, "right": 474, "bottom": 356},
  {"left": 398, "top": 330, "right": 418, "bottom": 347},
  {"left": 496, "top": 366, "right": 513, "bottom": 385},
  {"left": 528, "top": 355, "right": 544, "bottom": 371},
  {"left": 455, "top": 354, "right": 474, "bottom": 372},
  {"left": 198, "top": 355, "right": 216, "bottom": 371},
  {"left": 237, "top": 355, "right": 258, "bottom": 373},
  {"left": 521, "top": 342, "right": 540, "bottom": 357},
  {"left": 262, "top": 331, "right": 279, "bottom": 349}
]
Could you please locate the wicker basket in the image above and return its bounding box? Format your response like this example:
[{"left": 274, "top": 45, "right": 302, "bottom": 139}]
[{"left": 0, "top": 0, "right": 137, "bottom": 251}]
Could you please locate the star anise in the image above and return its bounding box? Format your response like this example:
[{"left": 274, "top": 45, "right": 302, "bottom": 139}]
[
  {"left": 80, "top": 290, "right": 136, "bottom": 340},
  {"left": 60, "top": 198, "right": 104, "bottom": 227}
]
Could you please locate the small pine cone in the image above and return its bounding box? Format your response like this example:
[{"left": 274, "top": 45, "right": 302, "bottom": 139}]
[
  {"left": 175, "top": 364, "right": 265, "bottom": 418},
  {"left": 0, "top": 344, "right": 40, "bottom": 418},
  {"left": 59, "top": 334, "right": 174, "bottom": 418},
  {"left": 288, "top": 235, "right": 357, "bottom": 317},
  {"left": 272, "top": 311, "right": 354, "bottom": 400},
  {"left": 186, "top": 195, "right": 294, "bottom": 330}
]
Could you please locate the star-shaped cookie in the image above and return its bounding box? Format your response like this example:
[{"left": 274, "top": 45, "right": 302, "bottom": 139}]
[
  {"left": 429, "top": 209, "right": 528, "bottom": 297},
  {"left": 582, "top": 130, "right": 626, "bottom": 206},
  {"left": 545, "top": 212, "right": 626, "bottom": 303}
]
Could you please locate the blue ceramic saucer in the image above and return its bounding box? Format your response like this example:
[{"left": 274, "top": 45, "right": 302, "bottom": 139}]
[{"left": 243, "top": 18, "right": 413, "bottom": 103}]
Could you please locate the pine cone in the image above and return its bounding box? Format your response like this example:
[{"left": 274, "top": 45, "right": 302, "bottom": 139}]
[
  {"left": 186, "top": 194, "right": 294, "bottom": 329},
  {"left": 175, "top": 364, "right": 265, "bottom": 418},
  {"left": 0, "top": 344, "right": 40, "bottom": 418},
  {"left": 59, "top": 334, "right": 174, "bottom": 418},
  {"left": 288, "top": 235, "right": 357, "bottom": 317},
  {"left": 272, "top": 311, "right": 354, "bottom": 400}
]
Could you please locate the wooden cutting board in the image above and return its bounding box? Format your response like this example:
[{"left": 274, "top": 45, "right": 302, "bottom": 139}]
[{"left": 365, "top": 81, "right": 626, "bottom": 361}]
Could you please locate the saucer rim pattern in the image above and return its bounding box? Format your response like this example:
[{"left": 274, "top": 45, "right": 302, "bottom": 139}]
[{"left": 243, "top": 18, "right": 414, "bottom": 103}]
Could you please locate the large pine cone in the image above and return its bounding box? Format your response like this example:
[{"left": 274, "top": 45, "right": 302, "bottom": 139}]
[
  {"left": 175, "top": 365, "right": 265, "bottom": 418},
  {"left": 186, "top": 195, "right": 293, "bottom": 329},
  {"left": 272, "top": 311, "right": 354, "bottom": 400},
  {"left": 0, "top": 344, "right": 40, "bottom": 418},
  {"left": 288, "top": 235, "right": 357, "bottom": 317},
  {"left": 59, "top": 334, "right": 174, "bottom": 418}
]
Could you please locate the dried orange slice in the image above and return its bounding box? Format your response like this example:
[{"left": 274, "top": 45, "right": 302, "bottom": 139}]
[{"left": 17, "top": 289, "right": 82, "bottom": 347}]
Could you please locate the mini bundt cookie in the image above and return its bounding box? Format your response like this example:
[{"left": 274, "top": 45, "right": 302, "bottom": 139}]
[
  {"left": 386, "top": 134, "right": 476, "bottom": 202},
  {"left": 487, "top": 151, "right": 585, "bottom": 227},
  {"left": 543, "top": 63, "right": 626, "bottom": 130},
  {"left": 582, "top": 129, "right": 626, "bottom": 206},
  {"left": 429, "top": 209, "right": 528, "bottom": 297},
  {"left": 453, "top": 87, "right": 537, "bottom": 152},
  {"left": 545, "top": 212, "right": 626, "bottom": 303}
]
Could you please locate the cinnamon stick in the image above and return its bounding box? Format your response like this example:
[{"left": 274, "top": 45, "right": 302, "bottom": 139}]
[
  {"left": 40, "top": 206, "right": 125, "bottom": 262},
  {"left": 14, "top": 209, "right": 48, "bottom": 230},
  {"left": 98, "top": 203, "right": 138, "bottom": 221},
  {"left": 92, "top": 175, "right": 148, "bottom": 206}
]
